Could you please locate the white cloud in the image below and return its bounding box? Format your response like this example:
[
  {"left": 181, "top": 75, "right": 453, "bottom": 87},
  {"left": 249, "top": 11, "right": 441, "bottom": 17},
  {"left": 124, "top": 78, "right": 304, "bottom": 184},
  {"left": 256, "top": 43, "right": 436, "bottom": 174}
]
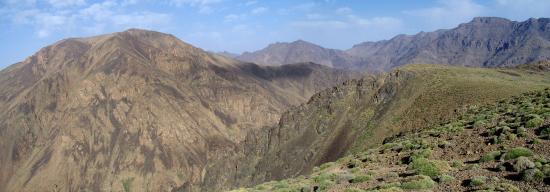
[
  {"left": 4, "top": 0, "right": 37, "bottom": 7},
  {"left": 306, "top": 13, "right": 323, "bottom": 20},
  {"left": 224, "top": 13, "right": 245, "bottom": 22},
  {"left": 291, "top": 20, "right": 348, "bottom": 29},
  {"left": 349, "top": 16, "right": 403, "bottom": 30},
  {"left": 47, "top": 0, "right": 86, "bottom": 8},
  {"left": 251, "top": 6, "right": 267, "bottom": 14},
  {"left": 404, "top": 0, "right": 484, "bottom": 29},
  {"left": 244, "top": 0, "right": 257, "bottom": 6},
  {"left": 5, "top": 0, "right": 172, "bottom": 38},
  {"left": 492, "top": 0, "right": 550, "bottom": 20},
  {"left": 111, "top": 12, "right": 171, "bottom": 28},
  {"left": 169, "top": 0, "right": 223, "bottom": 14},
  {"left": 335, "top": 7, "right": 352, "bottom": 15}
]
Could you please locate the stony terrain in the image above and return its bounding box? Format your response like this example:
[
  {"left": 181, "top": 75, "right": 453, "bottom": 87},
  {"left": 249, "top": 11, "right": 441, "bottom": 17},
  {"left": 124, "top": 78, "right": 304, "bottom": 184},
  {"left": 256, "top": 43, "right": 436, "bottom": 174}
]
[
  {"left": 0, "top": 29, "right": 355, "bottom": 192},
  {"left": 233, "top": 87, "right": 550, "bottom": 192}
]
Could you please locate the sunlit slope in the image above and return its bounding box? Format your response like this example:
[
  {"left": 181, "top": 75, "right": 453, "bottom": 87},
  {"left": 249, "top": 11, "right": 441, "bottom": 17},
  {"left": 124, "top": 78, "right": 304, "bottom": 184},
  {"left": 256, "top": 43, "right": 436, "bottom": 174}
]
[{"left": 240, "top": 64, "right": 550, "bottom": 188}]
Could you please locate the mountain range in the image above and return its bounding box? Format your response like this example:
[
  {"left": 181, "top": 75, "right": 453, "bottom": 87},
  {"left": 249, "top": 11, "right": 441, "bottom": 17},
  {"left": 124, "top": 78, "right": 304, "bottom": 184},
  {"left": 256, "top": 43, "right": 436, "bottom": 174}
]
[
  {"left": 236, "top": 17, "right": 550, "bottom": 71},
  {"left": 0, "top": 16, "right": 549, "bottom": 192}
]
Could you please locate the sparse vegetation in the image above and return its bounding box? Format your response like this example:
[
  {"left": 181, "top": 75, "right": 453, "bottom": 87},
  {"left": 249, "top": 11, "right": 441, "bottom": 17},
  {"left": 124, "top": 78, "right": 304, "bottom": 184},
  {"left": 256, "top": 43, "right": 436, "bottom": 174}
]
[
  {"left": 525, "top": 115, "right": 544, "bottom": 128},
  {"left": 480, "top": 150, "right": 502, "bottom": 163},
  {"left": 122, "top": 178, "right": 134, "bottom": 192},
  {"left": 408, "top": 158, "right": 441, "bottom": 177},
  {"left": 436, "top": 174, "right": 455, "bottom": 183},
  {"left": 503, "top": 147, "right": 533, "bottom": 160},
  {"left": 351, "top": 174, "right": 372, "bottom": 183},
  {"left": 235, "top": 89, "right": 550, "bottom": 192},
  {"left": 520, "top": 168, "right": 545, "bottom": 181},
  {"left": 400, "top": 175, "right": 436, "bottom": 190},
  {"left": 469, "top": 176, "right": 487, "bottom": 187},
  {"left": 513, "top": 157, "right": 535, "bottom": 172}
]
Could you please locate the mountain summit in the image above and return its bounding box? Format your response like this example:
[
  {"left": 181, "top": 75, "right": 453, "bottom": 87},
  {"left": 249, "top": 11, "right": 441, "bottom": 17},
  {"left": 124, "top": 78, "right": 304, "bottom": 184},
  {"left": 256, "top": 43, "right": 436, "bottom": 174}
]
[
  {"left": 0, "top": 29, "right": 355, "bottom": 192},
  {"left": 236, "top": 40, "right": 358, "bottom": 68}
]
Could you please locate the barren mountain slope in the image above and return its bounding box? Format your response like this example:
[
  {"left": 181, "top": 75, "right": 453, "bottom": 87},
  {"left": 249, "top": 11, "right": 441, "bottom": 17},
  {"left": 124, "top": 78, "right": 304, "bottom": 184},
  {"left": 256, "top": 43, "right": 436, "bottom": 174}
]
[{"left": 0, "top": 29, "right": 355, "bottom": 192}]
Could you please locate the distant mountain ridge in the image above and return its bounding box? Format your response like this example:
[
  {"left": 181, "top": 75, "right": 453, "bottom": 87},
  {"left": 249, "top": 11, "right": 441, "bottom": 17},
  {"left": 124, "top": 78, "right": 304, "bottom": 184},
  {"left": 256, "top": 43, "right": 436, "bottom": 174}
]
[
  {"left": 236, "top": 40, "right": 359, "bottom": 68},
  {"left": 235, "top": 17, "right": 550, "bottom": 71}
]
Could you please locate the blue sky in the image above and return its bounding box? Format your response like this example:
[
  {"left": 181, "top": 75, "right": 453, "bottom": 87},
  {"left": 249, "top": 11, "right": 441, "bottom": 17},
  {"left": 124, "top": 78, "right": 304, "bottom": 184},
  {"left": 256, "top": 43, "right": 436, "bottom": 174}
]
[{"left": 1, "top": 0, "right": 549, "bottom": 68}]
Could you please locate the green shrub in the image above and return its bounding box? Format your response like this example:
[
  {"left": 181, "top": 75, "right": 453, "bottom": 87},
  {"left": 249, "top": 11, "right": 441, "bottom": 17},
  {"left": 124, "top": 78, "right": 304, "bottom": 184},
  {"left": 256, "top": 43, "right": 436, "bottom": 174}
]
[
  {"left": 317, "top": 179, "right": 335, "bottom": 191},
  {"left": 436, "top": 175, "right": 455, "bottom": 183},
  {"left": 346, "top": 159, "right": 363, "bottom": 169},
  {"left": 480, "top": 183, "right": 521, "bottom": 192},
  {"left": 378, "top": 182, "right": 401, "bottom": 189},
  {"left": 350, "top": 167, "right": 361, "bottom": 174},
  {"left": 312, "top": 172, "right": 336, "bottom": 183},
  {"left": 400, "top": 175, "right": 436, "bottom": 189},
  {"left": 408, "top": 158, "right": 441, "bottom": 177},
  {"left": 122, "top": 178, "right": 134, "bottom": 192},
  {"left": 495, "top": 163, "right": 508, "bottom": 172},
  {"left": 351, "top": 174, "right": 372, "bottom": 183},
  {"left": 373, "top": 187, "right": 404, "bottom": 192},
  {"left": 526, "top": 115, "right": 544, "bottom": 128},
  {"left": 337, "top": 174, "right": 355, "bottom": 184},
  {"left": 451, "top": 160, "right": 464, "bottom": 168},
  {"left": 490, "top": 136, "right": 501, "bottom": 144},
  {"left": 409, "top": 149, "right": 432, "bottom": 162},
  {"left": 466, "top": 163, "right": 481, "bottom": 170},
  {"left": 513, "top": 157, "right": 535, "bottom": 172},
  {"left": 516, "top": 127, "right": 528, "bottom": 137},
  {"left": 503, "top": 147, "right": 533, "bottom": 160},
  {"left": 540, "top": 127, "right": 550, "bottom": 138},
  {"left": 319, "top": 162, "right": 335, "bottom": 170},
  {"left": 543, "top": 164, "right": 550, "bottom": 176},
  {"left": 344, "top": 188, "right": 366, "bottom": 192},
  {"left": 469, "top": 176, "right": 487, "bottom": 187},
  {"left": 473, "top": 120, "right": 487, "bottom": 129},
  {"left": 520, "top": 168, "right": 544, "bottom": 181},
  {"left": 385, "top": 172, "right": 399, "bottom": 179},
  {"left": 273, "top": 181, "right": 289, "bottom": 189},
  {"left": 479, "top": 151, "right": 502, "bottom": 163}
]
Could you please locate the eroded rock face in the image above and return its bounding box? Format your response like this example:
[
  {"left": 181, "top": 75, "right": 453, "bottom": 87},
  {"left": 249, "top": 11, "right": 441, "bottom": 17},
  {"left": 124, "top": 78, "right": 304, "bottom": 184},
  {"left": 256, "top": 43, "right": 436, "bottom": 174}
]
[{"left": 0, "top": 29, "right": 355, "bottom": 192}]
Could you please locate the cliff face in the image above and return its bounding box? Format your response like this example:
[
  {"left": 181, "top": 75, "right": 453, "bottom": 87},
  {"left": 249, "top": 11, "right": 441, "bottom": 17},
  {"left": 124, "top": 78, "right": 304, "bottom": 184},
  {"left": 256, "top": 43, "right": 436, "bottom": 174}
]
[{"left": 0, "top": 29, "right": 355, "bottom": 192}]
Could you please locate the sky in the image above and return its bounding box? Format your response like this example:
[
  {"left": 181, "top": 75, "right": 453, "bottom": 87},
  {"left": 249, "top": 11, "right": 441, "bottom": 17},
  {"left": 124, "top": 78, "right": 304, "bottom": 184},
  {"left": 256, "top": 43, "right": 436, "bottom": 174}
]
[{"left": 0, "top": 0, "right": 549, "bottom": 68}]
